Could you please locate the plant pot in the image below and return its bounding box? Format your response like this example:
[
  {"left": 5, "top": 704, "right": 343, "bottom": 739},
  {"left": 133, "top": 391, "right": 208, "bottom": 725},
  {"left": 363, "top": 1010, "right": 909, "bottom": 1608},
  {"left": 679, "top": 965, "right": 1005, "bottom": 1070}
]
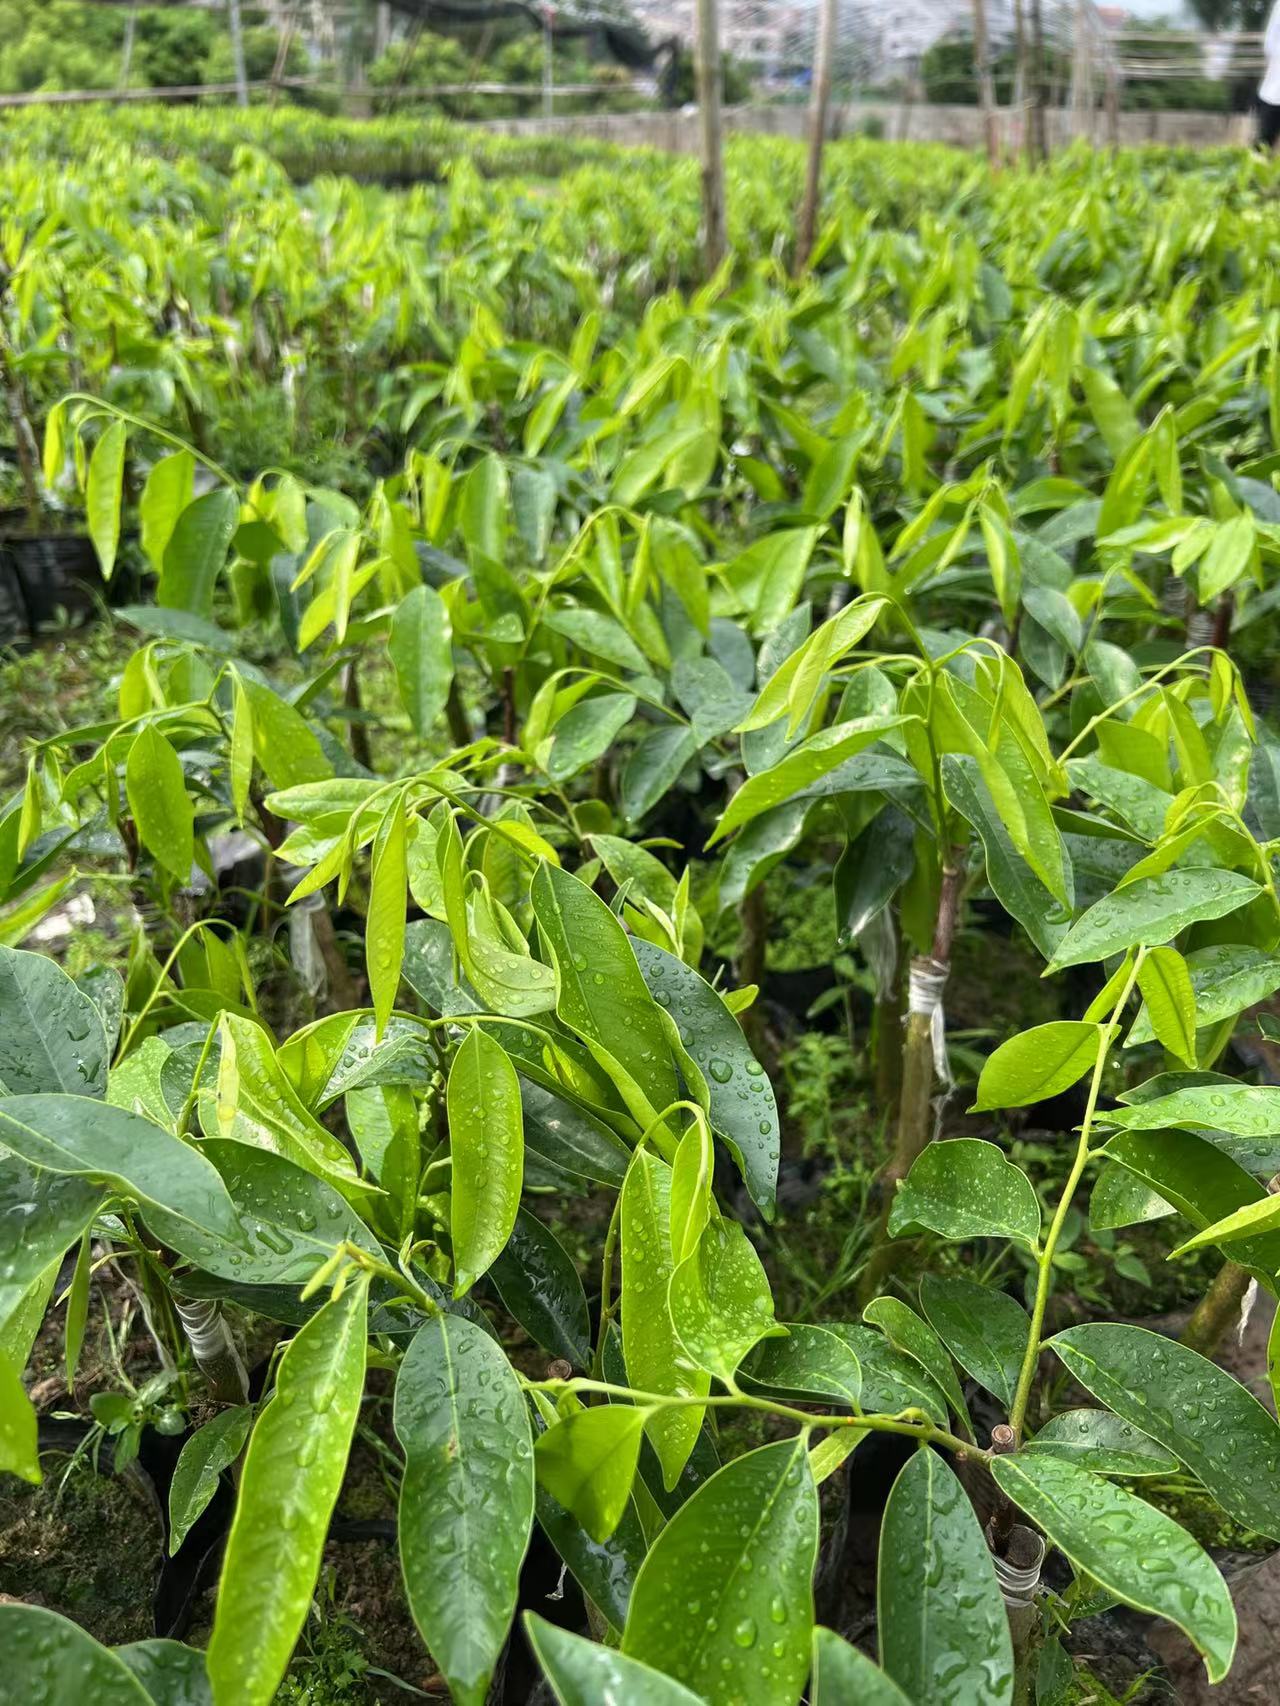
[{"left": 0, "top": 515, "right": 137, "bottom": 643}]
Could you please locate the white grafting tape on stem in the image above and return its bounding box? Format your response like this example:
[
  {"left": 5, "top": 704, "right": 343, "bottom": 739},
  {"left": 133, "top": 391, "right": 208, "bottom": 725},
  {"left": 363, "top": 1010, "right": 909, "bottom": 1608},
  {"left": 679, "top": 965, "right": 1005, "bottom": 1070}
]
[
  {"left": 174, "top": 1295, "right": 232, "bottom": 1363},
  {"left": 993, "top": 1528, "right": 1045, "bottom": 1610},
  {"left": 907, "top": 954, "right": 952, "bottom": 1089}
]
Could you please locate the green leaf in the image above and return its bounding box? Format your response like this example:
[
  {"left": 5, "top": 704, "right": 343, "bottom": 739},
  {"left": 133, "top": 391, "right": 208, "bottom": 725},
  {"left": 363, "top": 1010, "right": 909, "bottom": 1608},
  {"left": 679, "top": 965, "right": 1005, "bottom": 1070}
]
[
  {"left": 888, "top": 1138, "right": 1040, "bottom": 1246},
  {"left": 941, "top": 755, "right": 1070, "bottom": 962},
  {"left": 543, "top": 607, "right": 647, "bottom": 674},
  {"left": 86, "top": 419, "right": 127, "bottom": 581},
  {"left": 159, "top": 489, "right": 240, "bottom": 618},
  {"left": 622, "top": 1435, "right": 819, "bottom": 1704},
  {"left": 64, "top": 1229, "right": 91, "bottom": 1388},
  {"left": 1047, "top": 871, "right": 1261, "bottom": 970},
  {"left": 1105, "top": 1082, "right": 1280, "bottom": 1137},
  {"left": 1135, "top": 946, "right": 1196, "bottom": 1066},
  {"left": 1101, "top": 1129, "right": 1280, "bottom": 1271},
  {"left": 1199, "top": 514, "right": 1255, "bottom": 605},
  {"left": 861, "top": 1297, "right": 972, "bottom": 1436},
  {"left": 214, "top": 1013, "right": 358, "bottom": 1188},
  {"left": 435, "top": 815, "right": 555, "bottom": 1020},
  {"left": 0, "top": 944, "right": 108, "bottom": 1096},
  {"left": 919, "top": 1274, "right": 1030, "bottom": 1409},
  {"left": 834, "top": 804, "right": 915, "bottom": 944},
  {"left": 229, "top": 672, "right": 253, "bottom": 825},
  {"left": 126, "top": 724, "right": 194, "bottom": 883},
  {"left": 547, "top": 692, "right": 637, "bottom": 783},
  {"left": 168, "top": 1404, "right": 252, "bottom": 1554},
  {"left": 991, "top": 1453, "right": 1235, "bottom": 1683},
  {"left": 971, "top": 1021, "right": 1102, "bottom": 1112},
  {"left": 722, "top": 527, "right": 819, "bottom": 635},
  {"left": 621, "top": 1150, "right": 708, "bottom": 1489},
  {"left": 394, "top": 1314, "right": 534, "bottom": 1706},
  {"left": 1024, "top": 1409, "right": 1177, "bottom": 1476},
  {"left": 242, "top": 680, "right": 331, "bottom": 791},
  {"left": 710, "top": 717, "right": 908, "bottom": 844},
  {"left": 367, "top": 794, "right": 407, "bottom": 1040},
  {"left": 878, "top": 1450, "right": 1012, "bottom": 1706},
  {"left": 525, "top": 1614, "right": 704, "bottom": 1706},
  {"left": 0, "top": 1156, "right": 103, "bottom": 1333},
  {"left": 0, "top": 1095, "right": 247, "bottom": 1253},
  {"left": 139, "top": 450, "right": 195, "bottom": 575},
  {"left": 207, "top": 1276, "right": 369, "bottom": 1706},
  {"left": 669, "top": 1214, "right": 779, "bottom": 1382},
  {"left": 0, "top": 1604, "right": 151, "bottom": 1703},
  {"left": 389, "top": 584, "right": 454, "bottom": 735},
  {"left": 1128, "top": 944, "right": 1280, "bottom": 1045},
  {"left": 742, "top": 1321, "right": 862, "bottom": 1407},
  {"left": 521, "top": 1080, "right": 631, "bottom": 1187},
  {"left": 532, "top": 862, "right": 678, "bottom": 1130},
  {"left": 448, "top": 1028, "right": 523, "bottom": 1296},
  {"left": 0, "top": 1349, "right": 39, "bottom": 1483},
  {"left": 621, "top": 725, "right": 699, "bottom": 825},
  {"left": 535, "top": 1404, "right": 649, "bottom": 1543},
  {"left": 115, "top": 1637, "right": 212, "bottom": 1705},
  {"left": 1049, "top": 1323, "right": 1280, "bottom": 1541},
  {"left": 632, "top": 939, "right": 779, "bottom": 1216},
  {"left": 812, "top": 1628, "right": 911, "bottom": 1706}
]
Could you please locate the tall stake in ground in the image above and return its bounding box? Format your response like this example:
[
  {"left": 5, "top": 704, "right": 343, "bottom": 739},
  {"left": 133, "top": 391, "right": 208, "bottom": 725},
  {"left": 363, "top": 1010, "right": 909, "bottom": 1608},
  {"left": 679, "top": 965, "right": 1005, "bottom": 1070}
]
[
  {"left": 694, "top": 0, "right": 726, "bottom": 275},
  {"left": 227, "top": 0, "right": 249, "bottom": 107},
  {"left": 971, "top": 0, "right": 1000, "bottom": 168},
  {"left": 796, "top": 0, "right": 838, "bottom": 271}
]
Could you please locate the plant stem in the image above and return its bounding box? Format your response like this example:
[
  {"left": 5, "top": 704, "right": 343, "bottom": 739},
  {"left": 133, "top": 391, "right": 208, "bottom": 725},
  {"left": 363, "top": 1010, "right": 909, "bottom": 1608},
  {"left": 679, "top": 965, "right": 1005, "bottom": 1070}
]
[
  {"left": 1008, "top": 950, "right": 1144, "bottom": 1438},
  {"left": 737, "top": 882, "right": 771, "bottom": 1068},
  {"left": 1179, "top": 1258, "right": 1254, "bottom": 1359}
]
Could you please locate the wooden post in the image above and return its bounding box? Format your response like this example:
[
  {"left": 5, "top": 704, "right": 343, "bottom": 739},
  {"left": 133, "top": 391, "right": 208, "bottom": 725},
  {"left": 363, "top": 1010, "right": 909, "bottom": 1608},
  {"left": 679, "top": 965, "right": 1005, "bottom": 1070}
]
[
  {"left": 795, "top": 0, "right": 837, "bottom": 271},
  {"left": 694, "top": 0, "right": 726, "bottom": 275},
  {"left": 971, "top": 0, "right": 999, "bottom": 168},
  {"left": 119, "top": 5, "right": 138, "bottom": 90},
  {"left": 227, "top": 0, "right": 249, "bottom": 107},
  {"left": 1027, "top": 0, "right": 1047, "bottom": 161}
]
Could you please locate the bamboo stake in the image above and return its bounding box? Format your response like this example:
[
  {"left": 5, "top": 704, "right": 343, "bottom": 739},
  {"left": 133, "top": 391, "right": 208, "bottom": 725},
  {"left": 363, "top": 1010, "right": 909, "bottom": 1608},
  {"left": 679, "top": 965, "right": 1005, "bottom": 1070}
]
[
  {"left": 972, "top": 0, "right": 1000, "bottom": 169},
  {"left": 795, "top": 0, "right": 837, "bottom": 271},
  {"left": 693, "top": 0, "right": 726, "bottom": 276}
]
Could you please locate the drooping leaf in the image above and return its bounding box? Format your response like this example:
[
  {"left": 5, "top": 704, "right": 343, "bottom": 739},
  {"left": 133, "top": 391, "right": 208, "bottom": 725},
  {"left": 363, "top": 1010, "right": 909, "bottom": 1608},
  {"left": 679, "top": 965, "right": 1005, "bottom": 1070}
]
[
  {"left": 86, "top": 419, "right": 127, "bottom": 581},
  {"left": 159, "top": 489, "right": 240, "bottom": 618},
  {"left": 1049, "top": 1323, "right": 1280, "bottom": 1540},
  {"left": 622, "top": 1435, "right": 819, "bottom": 1705},
  {"left": 367, "top": 793, "right": 407, "bottom": 1039},
  {"left": 1127, "top": 944, "right": 1280, "bottom": 1045},
  {"left": 878, "top": 1450, "right": 1012, "bottom": 1706},
  {"left": 0, "top": 1350, "right": 39, "bottom": 1483},
  {"left": 126, "top": 724, "right": 195, "bottom": 883},
  {"left": 207, "top": 1276, "right": 369, "bottom": 1706},
  {"left": 489, "top": 1208, "right": 590, "bottom": 1367},
  {"left": 0, "top": 944, "right": 108, "bottom": 1097},
  {"left": 710, "top": 717, "right": 908, "bottom": 844},
  {"left": 888, "top": 1139, "right": 1040, "bottom": 1246},
  {"left": 389, "top": 584, "right": 454, "bottom": 735},
  {"left": 991, "top": 1452, "right": 1236, "bottom": 1682},
  {"left": 535, "top": 1404, "right": 649, "bottom": 1544},
  {"left": 525, "top": 1613, "right": 704, "bottom": 1706},
  {"left": 395, "top": 1313, "right": 534, "bottom": 1706},
  {"left": 669, "top": 1213, "right": 780, "bottom": 1383},
  {"left": 0, "top": 1155, "right": 104, "bottom": 1331},
  {"left": 861, "top": 1297, "right": 972, "bottom": 1436},
  {"left": 919, "top": 1274, "right": 1030, "bottom": 1409},
  {"left": 448, "top": 1028, "right": 523, "bottom": 1296},
  {"left": 168, "top": 1405, "right": 253, "bottom": 1554},
  {"left": 1135, "top": 946, "right": 1197, "bottom": 1066}
]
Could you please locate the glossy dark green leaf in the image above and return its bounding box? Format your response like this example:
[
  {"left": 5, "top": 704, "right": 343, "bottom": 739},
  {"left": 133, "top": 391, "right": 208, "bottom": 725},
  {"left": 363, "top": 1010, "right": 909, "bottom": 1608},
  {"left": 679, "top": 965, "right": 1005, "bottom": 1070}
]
[
  {"left": 811, "top": 1627, "right": 911, "bottom": 1706},
  {"left": 1089, "top": 1158, "right": 1172, "bottom": 1231},
  {"left": 207, "top": 1276, "right": 369, "bottom": 1705},
  {"left": 1105, "top": 1081, "right": 1280, "bottom": 1138},
  {"left": 520, "top": 1080, "right": 631, "bottom": 1187},
  {"left": 1101, "top": 1129, "right": 1280, "bottom": 1273},
  {"left": 168, "top": 1404, "right": 252, "bottom": 1554},
  {"left": 622, "top": 1435, "right": 819, "bottom": 1705},
  {"left": 395, "top": 1313, "right": 534, "bottom": 1706},
  {"left": 632, "top": 938, "right": 779, "bottom": 1216},
  {"left": 0, "top": 1155, "right": 104, "bottom": 1330},
  {"left": 991, "top": 1453, "right": 1235, "bottom": 1682},
  {"left": 621, "top": 725, "right": 699, "bottom": 825},
  {"left": 535, "top": 1476, "right": 647, "bottom": 1633},
  {"left": 941, "top": 755, "right": 1070, "bottom": 961},
  {"left": 402, "top": 917, "right": 481, "bottom": 1017},
  {"left": 919, "top": 1274, "right": 1030, "bottom": 1409},
  {"left": 525, "top": 1613, "right": 703, "bottom": 1706},
  {"left": 126, "top": 725, "right": 194, "bottom": 883},
  {"left": 861, "top": 1297, "right": 972, "bottom": 1436},
  {"left": 1049, "top": 1323, "right": 1280, "bottom": 1540},
  {"left": 834, "top": 804, "right": 915, "bottom": 944},
  {"left": 829, "top": 1325, "right": 950, "bottom": 1423},
  {"left": 535, "top": 1404, "right": 648, "bottom": 1543},
  {"left": 115, "top": 1637, "right": 212, "bottom": 1706},
  {"left": 489, "top": 1207, "right": 590, "bottom": 1367},
  {"left": 448, "top": 1028, "right": 523, "bottom": 1296},
  {"left": 0, "top": 943, "right": 109, "bottom": 1096},
  {"left": 742, "top": 1322, "right": 862, "bottom": 1406},
  {"left": 1024, "top": 1409, "right": 1177, "bottom": 1476},
  {"left": 0, "top": 1349, "right": 39, "bottom": 1483},
  {"left": 389, "top": 583, "right": 453, "bottom": 735},
  {"left": 888, "top": 1139, "right": 1040, "bottom": 1246},
  {"left": 1047, "top": 871, "right": 1261, "bottom": 970},
  {"left": 971, "top": 1021, "right": 1102, "bottom": 1112},
  {"left": 621, "top": 1150, "right": 708, "bottom": 1489},
  {"left": 878, "top": 1449, "right": 1012, "bottom": 1705},
  {"left": 0, "top": 1604, "right": 151, "bottom": 1703},
  {"left": 547, "top": 692, "right": 637, "bottom": 783},
  {"left": 711, "top": 716, "right": 907, "bottom": 844},
  {"left": 532, "top": 862, "right": 678, "bottom": 1129},
  {"left": 159, "top": 488, "right": 240, "bottom": 618},
  {"left": 1128, "top": 944, "right": 1280, "bottom": 1045},
  {"left": 0, "top": 1095, "right": 246, "bottom": 1252}
]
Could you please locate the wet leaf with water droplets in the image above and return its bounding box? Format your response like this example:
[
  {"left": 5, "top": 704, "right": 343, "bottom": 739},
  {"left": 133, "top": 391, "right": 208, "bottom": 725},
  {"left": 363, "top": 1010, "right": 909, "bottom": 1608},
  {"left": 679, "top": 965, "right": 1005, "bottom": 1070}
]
[
  {"left": 394, "top": 1314, "right": 534, "bottom": 1706},
  {"left": 115, "top": 1637, "right": 212, "bottom": 1705},
  {"left": 879, "top": 1450, "right": 1012, "bottom": 1706},
  {"left": 168, "top": 1405, "right": 253, "bottom": 1555},
  {"left": 741, "top": 1322, "right": 862, "bottom": 1408},
  {"left": 535, "top": 1404, "right": 649, "bottom": 1543},
  {"left": 489, "top": 1207, "right": 591, "bottom": 1367},
  {"left": 0, "top": 1155, "right": 104, "bottom": 1335},
  {"left": 970, "top": 1022, "right": 1102, "bottom": 1113},
  {"left": 1024, "top": 1409, "right": 1177, "bottom": 1477},
  {"left": 525, "top": 1613, "right": 704, "bottom": 1705},
  {"left": 669, "top": 1214, "right": 781, "bottom": 1383},
  {"left": 622, "top": 1434, "right": 819, "bottom": 1705},
  {"left": 0, "top": 1349, "right": 39, "bottom": 1483},
  {"left": 448, "top": 1028, "right": 523, "bottom": 1297},
  {"left": 0, "top": 1603, "right": 152, "bottom": 1703},
  {"left": 991, "top": 1453, "right": 1236, "bottom": 1683},
  {"left": 367, "top": 792, "right": 408, "bottom": 1040},
  {"left": 1046, "top": 870, "right": 1261, "bottom": 970},
  {"left": 811, "top": 1626, "right": 911, "bottom": 1705},
  {"left": 206, "top": 1274, "right": 369, "bottom": 1706},
  {"left": 888, "top": 1138, "right": 1040, "bottom": 1246},
  {"left": 861, "top": 1297, "right": 973, "bottom": 1437},
  {"left": 0, "top": 944, "right": 108, "bottom": 1098},
  {"left": 632, "top": 939, "right": 779, "bottom": 1218},
  {"left": 1049, "top": 1323, "right": 1280, "bottom": 1541},
  {"left": 919, "top": 1274, "right": 1030, "bottom": 1410}
]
